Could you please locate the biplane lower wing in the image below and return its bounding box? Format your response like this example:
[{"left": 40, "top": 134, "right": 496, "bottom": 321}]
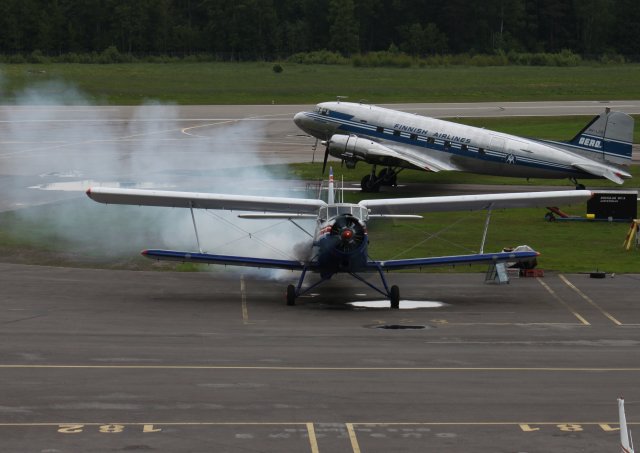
[
  {"left": 370, "top": 250, "right": 538, "bottom": 271},
  {"left": 142, "top": 249, "right": 307, "bottom": 271}
]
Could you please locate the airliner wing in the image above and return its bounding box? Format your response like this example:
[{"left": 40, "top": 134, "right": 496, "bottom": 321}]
[
  {"left": 359, "top": 190, "right": 592, "bottom": 215},
  {"left": 371, "top": 142, "right": 458, "bottom": 172},
  {"left": 142, "top": 249, "right": 308, "bottom": 270},
  {"left": 86, "top": 187, "right": 326, "bottom": 214},
  {"left": 329, "top": 134, "right": 458, "bottom": 172},
  {"left": 370, "top": 250, "right": 538, "bottom": 271},
  {"left": 571, "top": 163, "right": 630, "bottom": 185}
]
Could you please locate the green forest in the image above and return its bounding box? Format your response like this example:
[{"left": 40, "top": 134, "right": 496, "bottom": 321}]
[{"left": 0, "top": 0, "right": 638, "bottom": 61}]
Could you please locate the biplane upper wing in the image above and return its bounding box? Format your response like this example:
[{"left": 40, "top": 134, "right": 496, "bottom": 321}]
[
  {"left": 359, "top": 190, "right": 592, "bottom": 215},
  {"left": 86, "top": 187, "right": 326, "bottom": 214}
]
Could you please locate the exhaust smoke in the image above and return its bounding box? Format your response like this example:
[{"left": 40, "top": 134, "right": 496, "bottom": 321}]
[{"left": 0, "top": 77, "right": 313, "bottom": 279}]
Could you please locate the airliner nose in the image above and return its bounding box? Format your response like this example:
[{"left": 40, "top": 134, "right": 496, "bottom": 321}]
[{"left": 293, "top": 111, "right": 305, "bottom": 127}]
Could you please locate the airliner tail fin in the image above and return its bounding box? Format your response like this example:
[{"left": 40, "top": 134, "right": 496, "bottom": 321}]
[{"left": 569, "top": 110, "right": 634, "bottom": 165}]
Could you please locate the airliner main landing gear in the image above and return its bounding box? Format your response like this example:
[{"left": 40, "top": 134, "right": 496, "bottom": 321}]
[
  {"left": 570, "top": 178, "right": 586, "bottom": 190},
  {"left": 361, "top": 174, "right": 379, "bottom": 193},
  {"left": 378, "top": 168, "right": 398, "bottom": 187},
  {"left": 360, "top": 166, "right": 401, "bottom": 192}
]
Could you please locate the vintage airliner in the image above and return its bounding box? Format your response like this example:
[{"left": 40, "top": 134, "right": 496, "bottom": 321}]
[
  {"left": 86, "top": 170, "right": 591, "bottom": 308},
  {"left": 294, "top": 101, "right": 633, "bottom": 192}
]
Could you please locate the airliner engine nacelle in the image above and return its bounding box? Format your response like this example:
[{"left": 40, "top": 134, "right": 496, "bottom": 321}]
[{"left": 327, "top": 134, "right": 394, "bottom": 168}]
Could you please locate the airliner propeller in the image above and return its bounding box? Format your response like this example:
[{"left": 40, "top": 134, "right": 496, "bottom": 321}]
[{"left": 321, "top": 138, "right": 331, "bottom": 174}]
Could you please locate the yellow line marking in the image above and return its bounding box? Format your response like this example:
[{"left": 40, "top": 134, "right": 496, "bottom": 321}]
[
  {"left": 349, "top": 422, "right": 639, "bottom": 426},
  {"left": 1, "top": 365, "right": 640, "bottom": 371},
  {"left": 428, "top": 322, "right": 587, "bottom": 326},
  {"left": 0, "top": 422, "right": 308, "bottom": 426},
  {"left": 306, "top": 423, "right": 319, "bottom": 453},
  {"left": 346, "top": 423, "right": 361, "bottom": 453},
  {"left": 240, "top": 275, "right": 249, "bottom": 325},
  {"left": 0, "top": 421, "right": 638, "bottom": 427},
  {"left": 537, "top": 277, "right": 590, "bottom": 325},
  {"left": 559, "top": 274, "right": 622, "bottom": 326}
]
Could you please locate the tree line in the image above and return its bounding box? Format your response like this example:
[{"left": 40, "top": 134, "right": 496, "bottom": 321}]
[{"left": 0, "top": 0, "right": 638, "bottom": 61}]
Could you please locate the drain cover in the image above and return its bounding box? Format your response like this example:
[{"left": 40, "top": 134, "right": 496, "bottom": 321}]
[{"left": 371, "top": 324, "right": 429, "bottom": 330}]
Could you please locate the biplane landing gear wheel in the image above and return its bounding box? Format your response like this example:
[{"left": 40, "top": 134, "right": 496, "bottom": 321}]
[
  {"left": 286, "top": 284, "right": 296, "bottom": 306},
  {"left": 361, "top": 174, "right": 380, "bottom": 193},
  {"left": 390, "top": 285, "right": 400, "bottom": 309}
]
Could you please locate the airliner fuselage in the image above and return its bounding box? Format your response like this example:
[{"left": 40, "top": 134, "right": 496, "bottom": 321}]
[{"left": 294, "top": 102, "right": 633, "bottom": 191}]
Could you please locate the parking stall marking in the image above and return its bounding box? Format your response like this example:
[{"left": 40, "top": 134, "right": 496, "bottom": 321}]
[
  {"left": 346, "top": 423, "right": 361, "bottom": 453},
  {"left": 537, "top": 277, "right": 590, "bottom": 325},
  {"left": 344, "top": 422, "right": 639, "bottom": 452},
  {"left": 559, "top": 274, "right": 622, "bottom": 326}
]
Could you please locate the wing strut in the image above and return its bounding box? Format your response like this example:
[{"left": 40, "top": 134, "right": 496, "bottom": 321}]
[
  {"left": 350, "top": 262, "right": 392, "bottom": 298},
  {"left": 479, "top": 203, "right": 493, "bottom": 254},
  {"left": 288, "top": 219, "right": 314, "bottom": 238},
  {"left": 189, "top": 203, "right": 203, "bottom": 253}
]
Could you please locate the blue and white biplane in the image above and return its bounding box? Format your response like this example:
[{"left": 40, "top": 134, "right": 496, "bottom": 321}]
[{"left": 87, "top": 171, "right": 591, "bottom": 308}]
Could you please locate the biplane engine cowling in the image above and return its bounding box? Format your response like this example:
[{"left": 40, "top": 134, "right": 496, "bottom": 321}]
[{"left": 329, "top": 214, "right": 366, "bottom": 253}]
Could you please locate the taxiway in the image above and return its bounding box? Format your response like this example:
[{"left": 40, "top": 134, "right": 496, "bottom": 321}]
[{"left": 1, "top": 263, "right": 639, "bottom": 452}]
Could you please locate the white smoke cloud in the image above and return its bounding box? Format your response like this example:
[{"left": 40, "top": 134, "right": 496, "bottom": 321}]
[{"left": 0, "top": 80, "right": 314, "bottom": 279}]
